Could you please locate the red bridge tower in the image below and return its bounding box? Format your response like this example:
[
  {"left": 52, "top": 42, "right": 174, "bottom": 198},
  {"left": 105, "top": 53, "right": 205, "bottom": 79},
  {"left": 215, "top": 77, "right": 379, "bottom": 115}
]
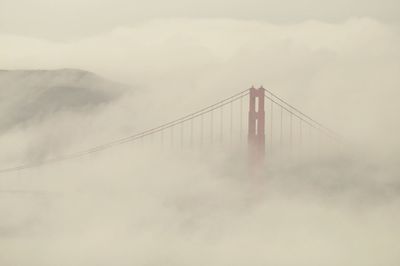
[{"left": 248, "top": 86, "right": 265, "bottom": 166}]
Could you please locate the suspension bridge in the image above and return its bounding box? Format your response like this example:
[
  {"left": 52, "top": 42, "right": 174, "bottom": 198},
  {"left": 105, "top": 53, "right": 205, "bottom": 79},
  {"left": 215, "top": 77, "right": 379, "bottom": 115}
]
[{"left": 0, "top": 86, "right": 339, "bottom": 175}]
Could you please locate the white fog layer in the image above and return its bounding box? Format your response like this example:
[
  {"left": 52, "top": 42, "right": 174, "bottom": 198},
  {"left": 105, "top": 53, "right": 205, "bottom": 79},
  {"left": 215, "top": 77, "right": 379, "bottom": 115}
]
[{"left": 1, "top": 15, "right": 400, "bottom": 266}]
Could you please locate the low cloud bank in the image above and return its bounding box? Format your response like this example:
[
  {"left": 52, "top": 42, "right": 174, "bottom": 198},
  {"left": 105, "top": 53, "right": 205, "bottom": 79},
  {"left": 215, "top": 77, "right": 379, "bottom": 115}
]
[
  {"left": 0, "top": 18, "right": 399, "bottom": 265},
  {"left": 0, "top": 146, "right": 399, "bottom": 266}
]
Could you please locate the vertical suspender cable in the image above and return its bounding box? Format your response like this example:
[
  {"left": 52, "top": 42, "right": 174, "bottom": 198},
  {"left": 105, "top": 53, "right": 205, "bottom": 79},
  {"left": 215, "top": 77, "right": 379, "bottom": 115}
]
[
  {"left": 180, "top": 122, "right": 184, "bottom": 149},
  {"left": 280, "top": 106, "right": 283, "bottom": 148},
  {"left": 200, "top": 113, "right": 204, "bottom": 147},
  {"left": 210, "top": 109, "right": 213, "bottom": 144},
  {"left": 290, "top": 112, "right": 293, "bottom": 149},
  {"left": 270, "top": 97, "right": 273, "bottom": 151},
  {"left": 190, "top": 118, "right": 194, "bottom": 147},
  {"left": 299, "top": 119, "right": 302, "bottom": 149},
  {"left": 230, "top": 100, "right": 233, "bottom": 145},
  {"left": 220, "top": 105, "right": 223, "bottom": 144},
  {"left": 240, "top": 96, "right": 243, "bottom": 143},
  {"left": 171, "top": 125, "right": 174, "bottom": 148}
]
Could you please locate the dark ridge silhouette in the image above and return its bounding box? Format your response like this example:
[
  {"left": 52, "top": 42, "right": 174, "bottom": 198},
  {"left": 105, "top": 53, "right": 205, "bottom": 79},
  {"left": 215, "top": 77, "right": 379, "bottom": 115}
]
[{"left": 0, "top": 69, "right": 129, "bottom": 132}]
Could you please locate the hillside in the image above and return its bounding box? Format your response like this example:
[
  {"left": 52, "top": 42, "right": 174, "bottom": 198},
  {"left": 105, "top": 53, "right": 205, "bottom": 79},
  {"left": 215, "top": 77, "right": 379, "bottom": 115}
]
[{"left": 0, "top": 69, "right": 126, "bottom": 133}]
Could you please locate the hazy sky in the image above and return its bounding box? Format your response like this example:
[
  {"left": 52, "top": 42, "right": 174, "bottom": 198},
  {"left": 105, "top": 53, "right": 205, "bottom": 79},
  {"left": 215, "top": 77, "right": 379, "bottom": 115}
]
[
  {"left": 1, "top": 0, "right": 399, "bottom": 40},
  {"left": 1, "top": 1, "right": 400, "bottom": 265}
]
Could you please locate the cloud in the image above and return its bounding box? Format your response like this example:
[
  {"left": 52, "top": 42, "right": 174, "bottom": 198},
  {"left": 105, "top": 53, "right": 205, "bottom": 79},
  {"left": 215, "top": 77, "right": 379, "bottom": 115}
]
[
  {"left": 0, "top": 18, "right": 400, "bottom": 265},
  {"left": 1, "top": 145, "right": 400, "bottom": 266},
  {"left": 1, "top": 18, "right": 399, "bottom": 154},
  {"left": 1, "top": 0, "right": 399, "bottom": 40}
]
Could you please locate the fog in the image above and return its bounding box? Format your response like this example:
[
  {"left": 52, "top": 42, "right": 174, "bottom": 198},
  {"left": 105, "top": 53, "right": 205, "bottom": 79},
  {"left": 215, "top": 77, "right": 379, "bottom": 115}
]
[
  {"left": 1, "top": 0, "right": 399, "bottom": 40},
  {"left": 1, "top": 16, "right": 400, "bottom": 266}
]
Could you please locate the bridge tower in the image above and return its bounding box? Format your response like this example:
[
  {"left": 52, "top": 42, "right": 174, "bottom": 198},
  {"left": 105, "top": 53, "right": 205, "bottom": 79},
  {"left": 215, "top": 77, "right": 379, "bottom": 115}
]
[{"left": 248, "top": 86, "right": 265, "bottom": 166}]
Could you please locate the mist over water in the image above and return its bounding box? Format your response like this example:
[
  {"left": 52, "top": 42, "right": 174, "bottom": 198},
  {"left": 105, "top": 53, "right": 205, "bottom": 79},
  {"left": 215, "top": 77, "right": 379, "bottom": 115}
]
[{"left": 1, "top": 17, "right": 400, "bottom": 266}]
